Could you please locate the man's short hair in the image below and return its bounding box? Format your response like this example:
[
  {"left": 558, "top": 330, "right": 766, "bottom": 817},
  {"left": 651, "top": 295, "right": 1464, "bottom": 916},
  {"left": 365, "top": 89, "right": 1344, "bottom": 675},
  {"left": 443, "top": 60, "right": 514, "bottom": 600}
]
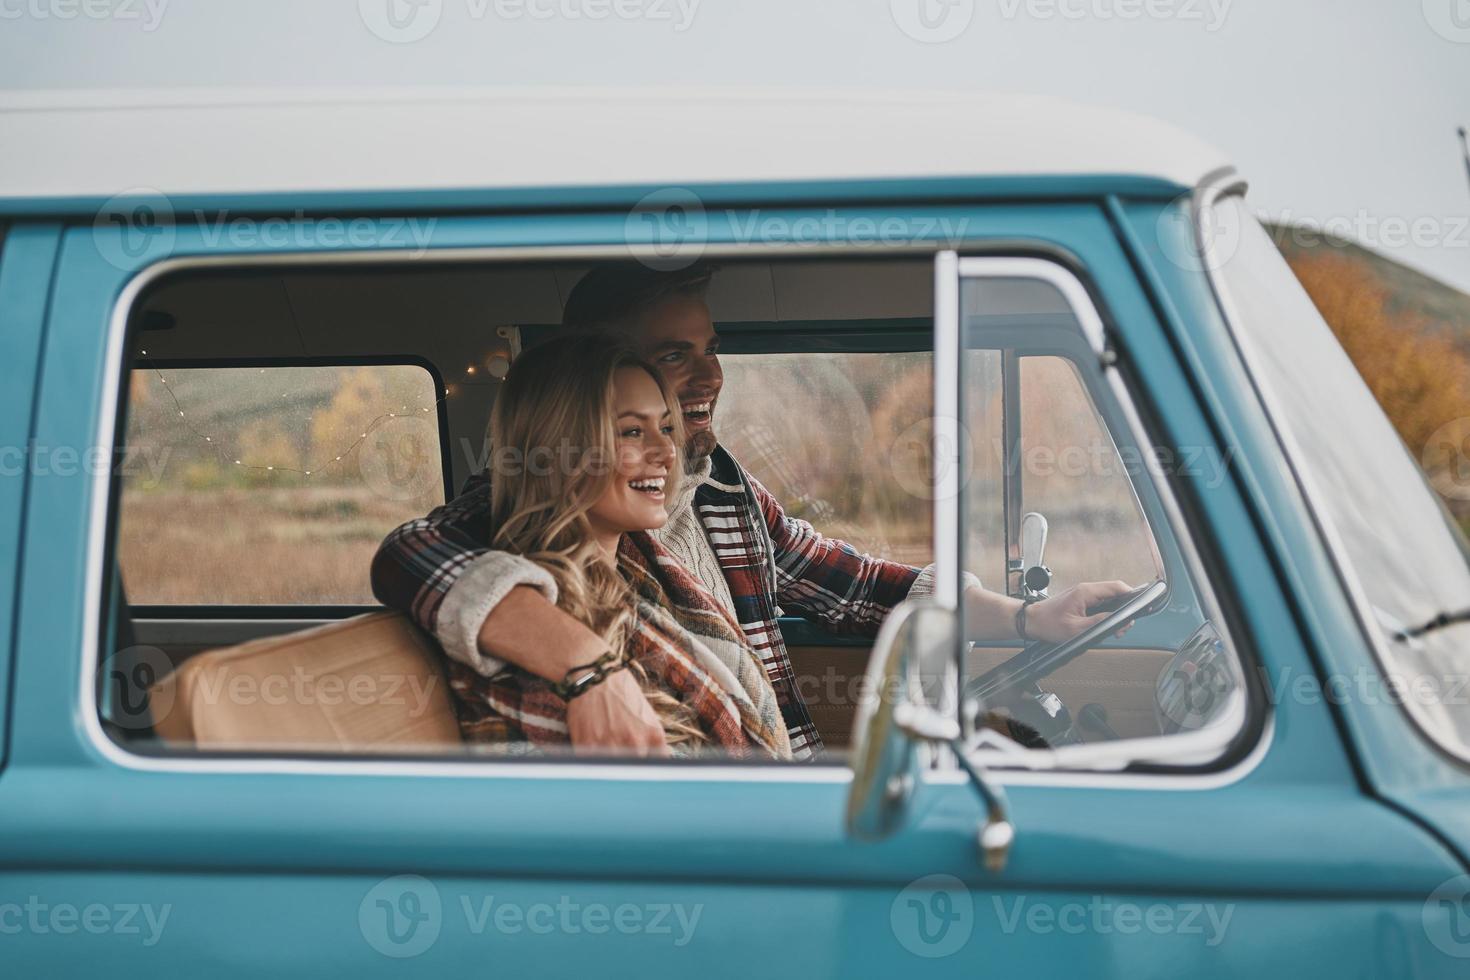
[{"left": 561, "top": 262, "right": 715, "bottom": 331}]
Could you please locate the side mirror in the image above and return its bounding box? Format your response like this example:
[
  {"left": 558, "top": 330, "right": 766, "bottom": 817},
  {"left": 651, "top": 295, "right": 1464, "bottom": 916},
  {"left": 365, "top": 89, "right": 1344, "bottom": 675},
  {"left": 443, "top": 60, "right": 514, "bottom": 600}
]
[{"left": 845, "top": 598, "right": 1016, "bottom": 872}]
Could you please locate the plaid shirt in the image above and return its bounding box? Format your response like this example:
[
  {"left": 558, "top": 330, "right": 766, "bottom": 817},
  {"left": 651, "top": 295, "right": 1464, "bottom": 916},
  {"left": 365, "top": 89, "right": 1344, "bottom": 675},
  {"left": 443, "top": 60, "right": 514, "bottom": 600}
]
[{"left": 370, "top": 446, "right": 921, "bottom": 758}]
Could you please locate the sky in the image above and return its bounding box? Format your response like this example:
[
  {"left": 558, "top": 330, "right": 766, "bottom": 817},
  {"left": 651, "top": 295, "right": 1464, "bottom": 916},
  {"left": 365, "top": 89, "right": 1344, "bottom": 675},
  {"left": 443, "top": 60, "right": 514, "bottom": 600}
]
[{"left": 2, "top": 0, "right": 1468, "bottom": 293}]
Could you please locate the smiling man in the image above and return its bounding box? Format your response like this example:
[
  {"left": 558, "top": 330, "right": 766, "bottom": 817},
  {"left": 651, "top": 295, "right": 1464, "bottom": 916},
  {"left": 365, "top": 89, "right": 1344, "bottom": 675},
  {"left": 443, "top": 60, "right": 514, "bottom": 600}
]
[{"left": 371, "top": 262, "right": 1129, "bottom": 759}]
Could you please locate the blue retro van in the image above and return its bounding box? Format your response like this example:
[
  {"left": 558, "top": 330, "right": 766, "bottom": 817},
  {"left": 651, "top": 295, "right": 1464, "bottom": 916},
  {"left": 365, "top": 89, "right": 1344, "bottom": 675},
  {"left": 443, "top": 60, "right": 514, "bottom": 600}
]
[{"left": 1, "top": 88, "right": 1469, "bottom": 977}]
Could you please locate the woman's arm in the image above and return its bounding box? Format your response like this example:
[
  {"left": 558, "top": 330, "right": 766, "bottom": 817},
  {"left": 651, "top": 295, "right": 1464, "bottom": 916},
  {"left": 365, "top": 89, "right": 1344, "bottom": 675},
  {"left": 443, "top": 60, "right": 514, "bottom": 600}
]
[
  {"left": 372, "top": 476, "right": 669, "bottom": 755},
  {"left": 479, "top": 588, "right": 670, "bottom": 757}
]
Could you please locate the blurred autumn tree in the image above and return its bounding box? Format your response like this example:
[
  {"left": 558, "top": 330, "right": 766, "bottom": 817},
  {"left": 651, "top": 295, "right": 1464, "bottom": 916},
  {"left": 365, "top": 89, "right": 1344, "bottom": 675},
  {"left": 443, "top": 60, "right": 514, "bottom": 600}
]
[{"left": 1283, "top": 251, "right": 1470, "bottom": 526}]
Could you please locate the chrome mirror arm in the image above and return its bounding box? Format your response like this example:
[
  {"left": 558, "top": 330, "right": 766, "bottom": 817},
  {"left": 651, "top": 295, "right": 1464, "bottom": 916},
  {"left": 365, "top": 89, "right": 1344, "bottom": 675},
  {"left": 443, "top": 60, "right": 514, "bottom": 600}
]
[
  {"left": 893, "top": 701, "right": 1015, "bottom": 873},
  {"left": 953, "top": 744, "right": 1016, "bottom": 873}
]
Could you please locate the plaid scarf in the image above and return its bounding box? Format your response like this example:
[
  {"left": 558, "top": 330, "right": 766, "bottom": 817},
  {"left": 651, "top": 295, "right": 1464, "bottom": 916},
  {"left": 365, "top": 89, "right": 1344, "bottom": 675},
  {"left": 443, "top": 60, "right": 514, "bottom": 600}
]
[{"left": 448, "top": 532, "right": 793, "bottom": 760}]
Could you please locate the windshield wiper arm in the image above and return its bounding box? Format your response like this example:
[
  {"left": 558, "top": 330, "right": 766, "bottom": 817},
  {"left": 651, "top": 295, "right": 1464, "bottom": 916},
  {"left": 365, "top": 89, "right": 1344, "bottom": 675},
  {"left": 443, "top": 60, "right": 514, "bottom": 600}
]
[{"left": 1397, "top": 608, "right": 1470, "bottom": 641}]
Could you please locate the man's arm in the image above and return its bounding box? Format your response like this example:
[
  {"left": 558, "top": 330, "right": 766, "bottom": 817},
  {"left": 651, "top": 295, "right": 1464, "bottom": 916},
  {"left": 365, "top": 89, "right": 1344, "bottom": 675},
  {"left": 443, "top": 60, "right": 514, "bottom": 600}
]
[
  {"left": 371, "top": 473, "right": 617, "bottom": 673},
  {"left": 750, "top": 474, "right": 1131, "bottom": 643},
  {"left": 370, "top": 474, "right": 494, "bottom": 637},
  {"left": 750, "top": 474, "right": 921, "bottom": 636}
]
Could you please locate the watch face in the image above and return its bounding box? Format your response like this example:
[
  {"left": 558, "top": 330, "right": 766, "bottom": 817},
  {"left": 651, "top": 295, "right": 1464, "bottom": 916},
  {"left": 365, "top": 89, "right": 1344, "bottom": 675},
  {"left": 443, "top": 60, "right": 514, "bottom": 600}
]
[{"left": 1023, "top": 565, "right": 1052, "bottom": 593}]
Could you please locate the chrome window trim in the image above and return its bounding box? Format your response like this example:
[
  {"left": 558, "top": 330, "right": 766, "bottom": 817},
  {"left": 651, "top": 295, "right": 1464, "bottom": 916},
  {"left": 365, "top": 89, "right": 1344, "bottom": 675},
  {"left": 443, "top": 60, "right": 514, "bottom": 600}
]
[
  {"left": 1195, "top": 171, "right": 1470, "bottom": 767},
  {"left": 80, "top": 239, "right": 1266, "bottom": 791},
  {"left": 950, "top": 254, "right": 1256, "bottom": 773},
  {"left": 932, "top": 250, "right": 962, "bottom": 610}
]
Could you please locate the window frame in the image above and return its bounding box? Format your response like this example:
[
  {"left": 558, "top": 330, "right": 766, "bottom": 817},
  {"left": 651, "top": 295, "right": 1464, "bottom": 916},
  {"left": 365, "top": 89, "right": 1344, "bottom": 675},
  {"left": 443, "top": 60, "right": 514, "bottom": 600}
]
[
  {"left": 83, "top": 241, "right": 1269, "bottom": 788},
  {"left": 945, "top": 253, "right": 1260, "bottom": 774},
  {"left": 118, "top": 353, "right": 453, "bottom": 616}
]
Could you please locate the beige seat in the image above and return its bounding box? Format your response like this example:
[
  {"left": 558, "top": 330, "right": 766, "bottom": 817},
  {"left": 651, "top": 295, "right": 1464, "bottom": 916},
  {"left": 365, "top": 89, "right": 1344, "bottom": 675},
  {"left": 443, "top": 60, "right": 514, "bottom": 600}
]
[{"left": 149, "top": 611, "right": 463, "bottom": 752}]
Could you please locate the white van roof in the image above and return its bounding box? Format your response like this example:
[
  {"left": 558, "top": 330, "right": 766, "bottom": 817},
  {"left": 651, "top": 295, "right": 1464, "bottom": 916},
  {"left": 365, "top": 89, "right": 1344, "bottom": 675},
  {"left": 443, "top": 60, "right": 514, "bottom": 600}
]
[{"left": 0, "top": 87, "right": 1230, "bottom": 203}]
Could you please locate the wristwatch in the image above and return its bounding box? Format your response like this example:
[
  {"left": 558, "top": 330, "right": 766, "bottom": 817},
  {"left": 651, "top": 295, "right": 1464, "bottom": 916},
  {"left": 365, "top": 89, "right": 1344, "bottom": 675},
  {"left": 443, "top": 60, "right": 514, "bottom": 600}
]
[
  {"left": 1015, "top": 598, "right": 1039, "bottom": 642},
  {"left": 551, "top": 647, "right": 630, "bottom": 701}
]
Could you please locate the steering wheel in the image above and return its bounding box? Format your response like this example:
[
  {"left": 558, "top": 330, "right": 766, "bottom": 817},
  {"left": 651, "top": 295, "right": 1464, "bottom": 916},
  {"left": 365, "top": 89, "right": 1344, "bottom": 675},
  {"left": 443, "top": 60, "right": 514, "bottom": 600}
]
[{"left": 964, "top": 580, "right": 1168, "bottom": 740}]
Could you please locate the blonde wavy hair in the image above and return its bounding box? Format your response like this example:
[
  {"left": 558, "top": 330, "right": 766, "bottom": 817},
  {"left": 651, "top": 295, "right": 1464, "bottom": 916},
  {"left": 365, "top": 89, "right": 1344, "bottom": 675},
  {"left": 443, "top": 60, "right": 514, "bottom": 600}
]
[{"left": 486, "top": 334, "right": 706, "bottom": 746}]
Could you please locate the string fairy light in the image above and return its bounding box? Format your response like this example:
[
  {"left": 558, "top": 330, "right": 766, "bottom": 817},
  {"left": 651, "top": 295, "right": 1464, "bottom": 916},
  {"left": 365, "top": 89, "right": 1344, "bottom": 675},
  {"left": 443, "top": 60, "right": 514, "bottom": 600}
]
[{"left": 135, "top": 355, "right": 454, "bottom": 481}]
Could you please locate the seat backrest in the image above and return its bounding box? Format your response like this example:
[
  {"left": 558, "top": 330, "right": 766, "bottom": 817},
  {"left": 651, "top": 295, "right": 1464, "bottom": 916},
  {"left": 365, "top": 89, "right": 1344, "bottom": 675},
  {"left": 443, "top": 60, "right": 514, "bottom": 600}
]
[{"left": 149, "top": 611, "right": 462, "bottom": 753}]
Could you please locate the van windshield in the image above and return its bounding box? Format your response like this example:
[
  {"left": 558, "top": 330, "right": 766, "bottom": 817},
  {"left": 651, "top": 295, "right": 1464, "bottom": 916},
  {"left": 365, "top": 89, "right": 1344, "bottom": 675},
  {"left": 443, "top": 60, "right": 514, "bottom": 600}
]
[{"left": 1213, "top": 196, "right": 1470, "bottom": 759}]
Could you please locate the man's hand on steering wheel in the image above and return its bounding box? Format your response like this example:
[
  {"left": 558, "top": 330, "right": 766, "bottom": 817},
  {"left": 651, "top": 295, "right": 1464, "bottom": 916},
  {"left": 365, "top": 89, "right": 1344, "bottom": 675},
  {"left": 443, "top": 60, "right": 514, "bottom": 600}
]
[{"left": 1023, "top": 580, "right": 1136, "bottom": 644}]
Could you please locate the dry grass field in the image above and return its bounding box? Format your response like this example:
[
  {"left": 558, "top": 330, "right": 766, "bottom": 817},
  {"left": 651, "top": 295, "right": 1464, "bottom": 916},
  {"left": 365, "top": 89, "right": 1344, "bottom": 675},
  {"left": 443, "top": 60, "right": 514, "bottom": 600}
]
[{"left": 119, "top": 484, "right": 438, "bottom": 605}]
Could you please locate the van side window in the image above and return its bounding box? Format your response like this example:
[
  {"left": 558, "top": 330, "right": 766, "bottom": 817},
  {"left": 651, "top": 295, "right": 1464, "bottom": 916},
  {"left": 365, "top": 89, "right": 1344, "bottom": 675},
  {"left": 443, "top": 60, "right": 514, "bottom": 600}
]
[
  {"left": 718, "top": 351, "right": 933, "bottom": 566},
  {"left": 1014, "top": 355, "right": 1159, "bottom": 592},
  {"left": 118, "top": 362, "right": 445, "bottom": 605}
]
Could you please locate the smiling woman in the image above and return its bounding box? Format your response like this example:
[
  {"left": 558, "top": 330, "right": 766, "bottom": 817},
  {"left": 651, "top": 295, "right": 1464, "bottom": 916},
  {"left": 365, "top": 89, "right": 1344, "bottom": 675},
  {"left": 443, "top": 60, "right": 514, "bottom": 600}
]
[{"left": 448, "top": 333, "right": 792, "bottom": 759}]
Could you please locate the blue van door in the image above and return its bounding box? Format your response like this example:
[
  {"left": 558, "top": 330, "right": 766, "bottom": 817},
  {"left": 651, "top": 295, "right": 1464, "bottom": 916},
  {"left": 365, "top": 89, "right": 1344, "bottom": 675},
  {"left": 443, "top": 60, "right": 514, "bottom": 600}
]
[{"left": 0, "top": 204, "right": 1464, "bottom": 978}]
